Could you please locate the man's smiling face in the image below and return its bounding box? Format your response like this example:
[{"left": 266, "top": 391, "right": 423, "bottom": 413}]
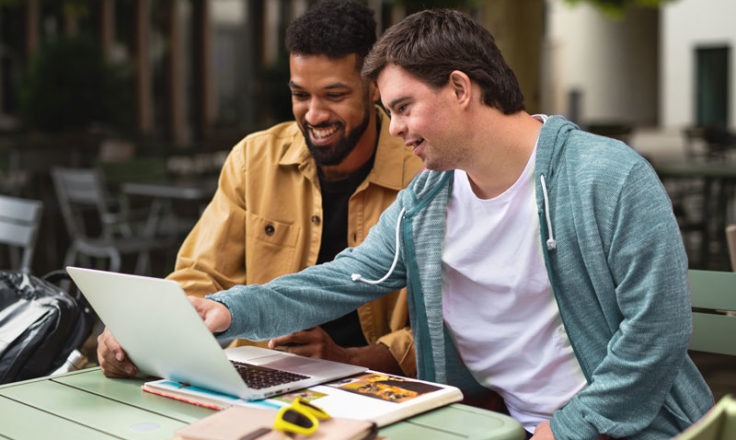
[
  {"left": 289, "top": 53, "right": 374, "bottom": 166},
  {"left": 378, "top": 64, "right": 465, "bottom": 171}
]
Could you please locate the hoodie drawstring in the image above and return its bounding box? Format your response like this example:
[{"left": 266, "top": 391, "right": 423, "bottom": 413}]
[
  {"left": 352, "top": 173, "right": 556, "bottom": 285},
  {"left": 351, "top": 207, "right": 406, "bottom": 285},
  {"left": 540, "top": 174, "right": 557, "bottom": 251}
]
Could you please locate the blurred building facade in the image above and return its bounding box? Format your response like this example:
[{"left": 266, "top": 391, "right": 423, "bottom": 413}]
[
  {"left": 542, "top": 0, "right": 735, "bottom": 133},
  {"left": 543, "top": 0, "right": 659, "bottom": 128},
  {"left": 661, "top": 0, "right": 735, "bottom": 131}
]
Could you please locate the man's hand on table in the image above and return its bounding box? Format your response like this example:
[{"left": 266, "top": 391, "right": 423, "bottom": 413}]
[{"left": 268, "top": 326, "right": 403, "bottom": 375}]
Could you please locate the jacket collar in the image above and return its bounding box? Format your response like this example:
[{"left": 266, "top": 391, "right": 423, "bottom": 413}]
[
  {"left": 534, "top": 115, "right": 578, "bottom": 184},
  {"left": 278, "top": 106, "right": 409, "bottom": 191}
]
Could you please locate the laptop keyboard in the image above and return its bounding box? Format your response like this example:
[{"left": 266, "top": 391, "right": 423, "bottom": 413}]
[{"left": 231, "top": 360, "right": 309, "bottom": 389}]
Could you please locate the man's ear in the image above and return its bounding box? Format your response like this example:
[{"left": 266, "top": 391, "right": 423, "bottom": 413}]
[
  {"left": 369, "top": 80, "right": 380, "bottom": 103},
  {"left": 448, "top": 70, "right": 472, "bottom": 108}
]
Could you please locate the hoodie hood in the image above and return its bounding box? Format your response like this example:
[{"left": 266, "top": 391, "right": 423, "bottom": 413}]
[{"left": 534, "top": 115, "right": 580, "bottom": 184}]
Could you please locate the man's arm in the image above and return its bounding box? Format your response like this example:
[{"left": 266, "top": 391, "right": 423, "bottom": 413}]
[{"left": 550, "top": 161, "right": 694, "bottom": 439}]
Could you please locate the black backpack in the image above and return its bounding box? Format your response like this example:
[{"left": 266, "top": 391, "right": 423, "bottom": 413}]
[{"left": 0, "top": 270, "right": 94, "bottom": 383}]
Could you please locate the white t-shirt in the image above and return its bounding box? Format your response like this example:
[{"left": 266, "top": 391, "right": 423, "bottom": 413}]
[{"left": 442, "top": 142, "right": 586, "bottom": 432}]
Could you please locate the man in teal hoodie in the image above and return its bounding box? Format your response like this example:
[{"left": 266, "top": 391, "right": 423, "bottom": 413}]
[{"left": 194, "top": 9, "right": 713, "bottom": 439}]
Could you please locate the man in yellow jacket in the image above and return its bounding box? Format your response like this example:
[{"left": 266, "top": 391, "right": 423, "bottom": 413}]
[{"left": 96, "top": 0, "right": 421, "bottom": 378}]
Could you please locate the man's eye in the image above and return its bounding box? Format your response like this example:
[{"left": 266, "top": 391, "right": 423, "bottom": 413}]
[
  {"left": 291, "top": 92, "right": 308, "bottom": 100},
  {"left": 326, "top": 93, "right": 346, "bottom": 99},
  {"left": 396, "top": 104, "right": 408, "bottom": 114}
]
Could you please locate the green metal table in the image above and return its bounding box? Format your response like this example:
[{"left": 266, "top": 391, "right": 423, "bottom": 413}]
[{"left": 0, "top": 368, "right": 524, "bottom": 440}]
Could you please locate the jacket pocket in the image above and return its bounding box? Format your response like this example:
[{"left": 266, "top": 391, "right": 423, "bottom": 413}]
[
  {"left": 246, "top": 211, "right": 299, "bottom": 247},
  {"left": 245, "top": 211, "right": 302, "bottom": 281}
]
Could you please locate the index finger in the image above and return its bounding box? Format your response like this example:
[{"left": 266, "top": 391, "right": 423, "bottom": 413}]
[
  {"left": 269, "top": 333, "right": 300, "bottom": 348},
  {"left": 269, "top": 327, "right": 320, "bottom": 348}
]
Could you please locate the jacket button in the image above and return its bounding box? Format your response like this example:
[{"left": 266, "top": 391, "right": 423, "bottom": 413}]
[
  {"left": 264, "top": 224, "right": 275, "bottom": 235},
  {"left": 311, "top": 215, "right": 320, "bottom": 225}
]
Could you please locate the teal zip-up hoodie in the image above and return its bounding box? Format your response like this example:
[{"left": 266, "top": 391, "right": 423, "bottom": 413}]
[{"left": 211, "top": 116, "right": 712, "bottom": 439}]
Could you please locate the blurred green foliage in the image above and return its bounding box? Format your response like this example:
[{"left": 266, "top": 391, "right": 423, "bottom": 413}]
[
  {"left": 563, "top": 0, "right": 676, "bottom": 15},
  {"left": 0, "top": 0, "right": 88, "bottom": 11},
  {"left": 19, "top": 35, "right": 134, "bottom": 133},
  {"left": 0, "top": 0, "right": 25, "bottom": 7}
]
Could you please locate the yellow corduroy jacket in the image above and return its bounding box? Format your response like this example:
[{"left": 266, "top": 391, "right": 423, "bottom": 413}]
[{"left": 167, "top": 108, "right": 422, "bottom": 376}]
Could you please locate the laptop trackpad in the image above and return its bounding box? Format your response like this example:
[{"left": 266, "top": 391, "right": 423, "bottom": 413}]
[{"left": 259, "top": 356, "right": 328, "bottom": 376}]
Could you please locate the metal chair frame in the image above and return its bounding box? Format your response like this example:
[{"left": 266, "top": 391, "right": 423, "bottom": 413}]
[
  {"left": 0, "top": 195, "right": 43, "bottom": 273},
  {"left": 51, "top": 167, "right": 167, "bottom": 274}
]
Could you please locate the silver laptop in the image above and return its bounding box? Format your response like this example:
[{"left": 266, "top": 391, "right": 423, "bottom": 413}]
[{"left": 66, "top": 266, "right": 367, "bottom": 400}]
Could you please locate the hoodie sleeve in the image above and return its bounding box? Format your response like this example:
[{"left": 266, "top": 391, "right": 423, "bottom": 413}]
[{"left": 550, "top": 160, "right": 694, "bottom": 439}]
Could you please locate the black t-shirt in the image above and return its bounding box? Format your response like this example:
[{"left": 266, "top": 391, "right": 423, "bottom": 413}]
[{"left": 315, "top": 154, "right": 376, "bottom": 348}]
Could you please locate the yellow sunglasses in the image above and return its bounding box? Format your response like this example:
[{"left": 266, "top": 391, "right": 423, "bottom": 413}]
[{"left": 273, "top": 397, "right": 330, "bottom": 436}]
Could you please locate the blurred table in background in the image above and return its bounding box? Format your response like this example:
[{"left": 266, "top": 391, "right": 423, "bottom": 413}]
[
  {"left": 653, "top": 159, "right": 736, "bottom": 269},
  {"left": 122, "top": 178, "right": 216, "bottom": 237},
  {"left": 121, "top": 178, "right": 217, "bottom": 275}
]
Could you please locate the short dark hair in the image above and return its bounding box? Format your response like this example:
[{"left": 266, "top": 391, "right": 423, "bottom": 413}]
[
  {"left": 362, "top": 9, "right": 524, "bottom": 114},
  {"left": 285, "top": 0, "right": 376, "bottom": 69}
]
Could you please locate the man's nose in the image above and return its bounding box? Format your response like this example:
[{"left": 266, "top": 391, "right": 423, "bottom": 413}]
[
  {"left": 305, "top": 99, "right": 330, "bottom": 126},
  {"left": 388, "top": 116, "right": 405, "bottom": 138}
]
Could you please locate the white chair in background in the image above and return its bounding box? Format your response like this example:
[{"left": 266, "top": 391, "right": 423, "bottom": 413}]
[
  {"left": 726, "top": 225, "right": 736, "bottom": 272},
  {"left": 51, "top": 167, "right": 169, "bottom": 274},
  {"left": 0, "top": 195, "right": 43, "bottom": 273}
]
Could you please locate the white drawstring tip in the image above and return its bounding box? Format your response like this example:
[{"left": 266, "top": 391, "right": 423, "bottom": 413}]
[
  {"left": 349, "top": 207, "right": 406, "bottom": 286},
  {"left": 540, "top": 174, "right": 557, "bottom": 252}
]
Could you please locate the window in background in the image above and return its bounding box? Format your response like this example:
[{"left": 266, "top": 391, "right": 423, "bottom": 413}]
[{"left": 696, "top": 46, "right": 729, "bottom": 129}]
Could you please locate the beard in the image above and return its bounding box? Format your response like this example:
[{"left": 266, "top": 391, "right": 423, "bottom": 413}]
[
  {"left": 303, "top": 113, "right": 370, "bottom": 166},
  {"left": 301, "top": 92, "right": 373, "bottom": 166}
]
